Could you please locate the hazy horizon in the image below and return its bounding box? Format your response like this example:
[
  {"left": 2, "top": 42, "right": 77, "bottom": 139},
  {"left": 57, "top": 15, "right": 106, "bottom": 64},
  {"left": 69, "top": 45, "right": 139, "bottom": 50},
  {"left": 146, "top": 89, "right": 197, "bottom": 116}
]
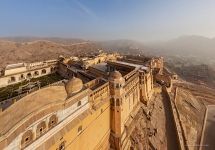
[{"left": 1, "top": 0, "right": 215, "bottom": 42}]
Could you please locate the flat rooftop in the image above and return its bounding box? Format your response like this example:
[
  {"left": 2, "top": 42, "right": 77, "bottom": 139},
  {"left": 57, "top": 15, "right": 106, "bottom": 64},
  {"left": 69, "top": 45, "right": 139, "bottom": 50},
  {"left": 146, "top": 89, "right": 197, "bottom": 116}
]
[
  {"left": 5, "top": 63, "right": 26, "bottom": 70},
  {"left": 114, "top": 61, "right": 142, "bottom": 68},
  {"left": 111, "top": 61, "right": 149, "bottom": 71},
  {"left": 91, "top": 63, "right": 107, "bottom": 72}
]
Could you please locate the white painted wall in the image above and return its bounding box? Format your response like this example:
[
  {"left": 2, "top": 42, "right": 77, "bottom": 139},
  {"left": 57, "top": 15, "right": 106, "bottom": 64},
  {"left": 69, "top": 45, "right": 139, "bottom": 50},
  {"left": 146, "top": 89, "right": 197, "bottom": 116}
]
[
  {"left": 5, "top": 67, "right": 27, "bottom": 76},
  {"left": 0, "top": 66, "right": 55, "bottom": 88}
]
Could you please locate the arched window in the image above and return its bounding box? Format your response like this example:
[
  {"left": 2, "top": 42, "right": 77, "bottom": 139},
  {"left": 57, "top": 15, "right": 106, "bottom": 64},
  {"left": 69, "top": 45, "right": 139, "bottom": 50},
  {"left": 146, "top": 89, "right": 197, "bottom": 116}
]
[
  {"left": 26, "top": 73, "right": 32, "bottom": 78},
  {"left": 21, "top": 130, "right": 33, "bottom": 148},
  {"left": 10, "top": 76, "right": 16, "bottom": 82},
  {"left": 77, "top": 101, "right": 81, "bottom": 107},
  {"left": 59, "top": 141, "right": 65, "bottom": 150},
  {"left": 36, "top": 121, "right": 46, "bottom": 137},
  {"left": 34, "top": 71, "right": 39, "bottom": 76},
  {"left": 48, "top": 114, "right": 58, "bottom": 128},
  {"left": 41, "top": 69, "right": 46, "bottom": 75},
  {"left": 20, "top": 74, "right": 25, "bottom": 80}
]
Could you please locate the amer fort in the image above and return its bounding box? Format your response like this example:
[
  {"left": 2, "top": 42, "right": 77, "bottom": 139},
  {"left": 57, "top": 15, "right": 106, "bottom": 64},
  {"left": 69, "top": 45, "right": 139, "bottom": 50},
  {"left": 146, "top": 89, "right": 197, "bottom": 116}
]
[{"left": 0, "top": 52, "right": 191, "bottom": 150}]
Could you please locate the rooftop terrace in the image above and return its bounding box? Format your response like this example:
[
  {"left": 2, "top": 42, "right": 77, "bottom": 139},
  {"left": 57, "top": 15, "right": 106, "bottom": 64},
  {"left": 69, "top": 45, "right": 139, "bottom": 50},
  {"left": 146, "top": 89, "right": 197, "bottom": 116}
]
[{"left": 5, "top": 63, "right": 26, "bottom": 70}]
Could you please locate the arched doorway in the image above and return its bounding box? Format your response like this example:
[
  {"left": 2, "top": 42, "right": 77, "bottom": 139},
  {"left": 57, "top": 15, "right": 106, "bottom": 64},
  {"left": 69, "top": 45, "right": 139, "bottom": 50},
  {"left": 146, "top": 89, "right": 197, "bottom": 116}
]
[
  {"left": 10, "top": 76, "right": 16, "bottom": 82},
  {"left": 20, "top": 74, "right": 25, "bottom": 80},
  {"left": 41, "top": 69, "right": 46, "bottom": 75},
  {"left": 34, "top": 71, "right": 39, "bottom": 76}
]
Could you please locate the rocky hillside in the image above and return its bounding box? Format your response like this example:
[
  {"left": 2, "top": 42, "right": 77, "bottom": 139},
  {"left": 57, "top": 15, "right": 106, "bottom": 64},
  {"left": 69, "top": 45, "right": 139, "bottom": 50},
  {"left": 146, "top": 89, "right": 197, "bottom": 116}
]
[
  {"left": 0, "top": 39, "right": 99, "bottom": 68},
  {"left": 165, "top": 56, "right": 215, "bottom": 88},
  {"left": 98, "top": 39, "right": 147, "bottom": 55},
  {"left": 146, "top": 35, "right": 215, "bottom": 59},
  {"left": 0, "top": 37, "right": 86, "bottom": 44}
]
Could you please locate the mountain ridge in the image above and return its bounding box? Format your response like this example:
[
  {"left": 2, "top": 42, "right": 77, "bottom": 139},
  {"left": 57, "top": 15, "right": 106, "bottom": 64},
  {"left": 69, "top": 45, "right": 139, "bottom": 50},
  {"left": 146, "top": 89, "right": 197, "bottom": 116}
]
[{"left": 0, "top": 39, "right": 99, "bottom": 68}]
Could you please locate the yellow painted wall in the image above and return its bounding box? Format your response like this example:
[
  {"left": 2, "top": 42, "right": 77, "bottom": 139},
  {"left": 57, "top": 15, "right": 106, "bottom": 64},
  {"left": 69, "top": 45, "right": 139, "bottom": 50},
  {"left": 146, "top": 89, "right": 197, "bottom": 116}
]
[
  {"left": 122, "top": 96, "right": 130, "bottom": 128},
  {"left": 121, "top": 88, "right": 139, "bottom": 133},
  {"left": 49, "top": 101, "right": 110, "bottom": 150}
]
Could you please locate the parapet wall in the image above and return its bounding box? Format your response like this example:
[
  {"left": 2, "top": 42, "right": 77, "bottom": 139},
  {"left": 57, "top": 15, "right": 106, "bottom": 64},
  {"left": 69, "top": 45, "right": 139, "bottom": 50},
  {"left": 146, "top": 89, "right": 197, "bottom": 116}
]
[
  {"left": 0, "top": 80, "right": 65, "bottom": 111},
  {"left": 162, "top": 87, "right": 187, "bottom": 150},
  {"left": 199, "top": 107, "right": 208, "bottom": 150}
]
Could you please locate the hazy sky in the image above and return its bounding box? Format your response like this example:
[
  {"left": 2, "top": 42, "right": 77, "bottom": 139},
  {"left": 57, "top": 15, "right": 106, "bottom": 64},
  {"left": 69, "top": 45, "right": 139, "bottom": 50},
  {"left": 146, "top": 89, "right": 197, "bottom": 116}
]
[{"left": 0, "top": 0, "right": 215, "bottom": 41}]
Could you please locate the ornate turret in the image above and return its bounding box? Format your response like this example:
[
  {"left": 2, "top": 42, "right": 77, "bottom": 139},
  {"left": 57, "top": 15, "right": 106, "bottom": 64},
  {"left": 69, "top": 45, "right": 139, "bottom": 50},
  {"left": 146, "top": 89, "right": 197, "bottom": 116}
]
[
  {"left": 109, "top": 70, "right": 125, "bottom": 149},
  {"left": 109, "top": 70, "right": 122, "bottom": 79},
  {"left": 109, "top": 70, "right": 125, "bottom": 85}
]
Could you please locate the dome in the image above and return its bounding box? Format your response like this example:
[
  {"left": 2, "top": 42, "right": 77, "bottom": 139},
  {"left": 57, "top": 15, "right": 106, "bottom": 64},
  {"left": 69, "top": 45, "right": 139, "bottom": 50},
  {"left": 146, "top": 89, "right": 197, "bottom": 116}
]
[
  {"left": 65, "top": 77, "right": 83, "bottom": 96},
  {"left": 109, "top": 71, "right": 122, "bottom": 79}
]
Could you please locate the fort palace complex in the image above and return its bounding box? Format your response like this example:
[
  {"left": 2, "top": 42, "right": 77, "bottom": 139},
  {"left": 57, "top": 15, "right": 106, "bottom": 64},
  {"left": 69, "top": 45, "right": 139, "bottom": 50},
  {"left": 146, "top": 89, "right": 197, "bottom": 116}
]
[{"left": 0, "top": 53, "right": 167, "bottom": 150}]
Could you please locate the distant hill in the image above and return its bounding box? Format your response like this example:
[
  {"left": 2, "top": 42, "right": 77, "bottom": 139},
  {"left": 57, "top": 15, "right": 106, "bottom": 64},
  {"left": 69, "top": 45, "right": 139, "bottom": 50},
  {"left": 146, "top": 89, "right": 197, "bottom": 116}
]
[
  {"left": 98, "top": 39, "right": 146, "bottom": 55},
  {"left": 0, "top": 37, "right": 87, "bottom": 45},
  {"left": 1, "top": 36, "right": 215, "bottom": 88},
  {"left": 0, "top": 38, "right": 99, "bottom": 68},
  {"left": 167, "top": 61, "right": 215, "bottom": 88},
  {"left": 139, "top": 35, "right": 215, "bottom": 87},
  {"left": 145, "top": 35, "right": 215, "bottom": 87},
  {"left": 146, "top": 35, "right": 215, "bottom": 59},
  {"left": 3, "top": 35, "right": 214, "bottom": 60}
]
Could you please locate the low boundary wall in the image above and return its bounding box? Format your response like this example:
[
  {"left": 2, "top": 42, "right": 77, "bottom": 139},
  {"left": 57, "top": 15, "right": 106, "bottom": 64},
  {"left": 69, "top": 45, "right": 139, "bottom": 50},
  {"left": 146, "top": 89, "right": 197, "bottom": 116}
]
[
  {"left": 162, "top": 86, "right": 187, "bottom": 150},
  {"left": 199, "top": 107, "right": 208, "bottom": 150}
]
